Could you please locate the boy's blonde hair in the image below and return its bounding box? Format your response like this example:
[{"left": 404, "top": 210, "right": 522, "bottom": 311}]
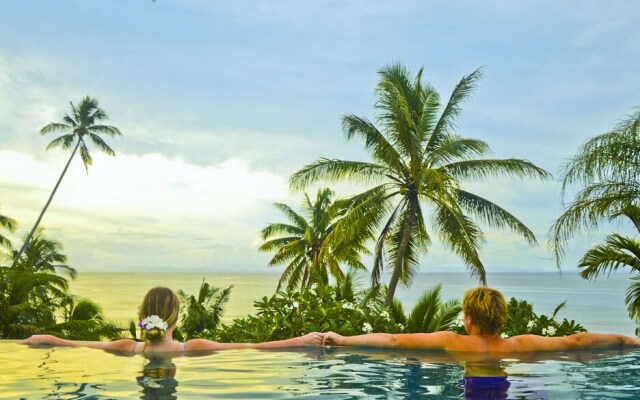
[
  {"left": 462, "top": 286, "right": 507, "bottom": 335},
  {"left": 138, "top": 287, "right": 180, "bottom": 342}
]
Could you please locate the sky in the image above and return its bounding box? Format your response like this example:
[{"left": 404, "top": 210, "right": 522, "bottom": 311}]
[{"left": 1, "top": 1, "right": 639, "bottom": 276}]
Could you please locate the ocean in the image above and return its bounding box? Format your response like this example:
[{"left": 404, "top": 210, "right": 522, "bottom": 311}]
[{"left": 68, "top": 271, "right": 638, "bottom": 336}]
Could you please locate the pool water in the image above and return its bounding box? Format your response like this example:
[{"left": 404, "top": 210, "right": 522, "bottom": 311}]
[{"left": 2, "top": 341, "right": 640, "bottom": 399}]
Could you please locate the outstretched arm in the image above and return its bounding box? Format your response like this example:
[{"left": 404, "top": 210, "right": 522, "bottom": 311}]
[
  {"left": 186, "top": 332, "right": 323, "bottom": 351},
  {"left": 19, "top": 335, "right": 136, "bottom": 352},
  {"left": 322, "top": 331, "right": 456, "bottom": 350},
  {"left": 512, "top": 332, "right": 640, "bottom": 352}
]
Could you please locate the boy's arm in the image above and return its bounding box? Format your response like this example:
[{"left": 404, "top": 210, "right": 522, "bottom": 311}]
[
  {"left": 511, "top": 332, "right": 640, "bottom": 351},
  {"left": 187, "top": 332, "right": 323, "bottom": 351}
]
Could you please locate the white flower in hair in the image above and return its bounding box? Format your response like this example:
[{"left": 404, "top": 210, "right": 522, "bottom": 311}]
[{"left": 139, "top": 315, "right": 169, "bottom": 330}]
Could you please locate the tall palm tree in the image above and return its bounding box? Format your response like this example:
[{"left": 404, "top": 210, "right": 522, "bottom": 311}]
[
  {"left": 291, "top": 63, "right": 550, "bottom": 305},
  {"left": 12, "top": 96, "right": 122, "bottom": 265},
  {"left": 259, "top": 188, "right": 370, "bottom": 291},
  {"left": 0, "top": 207, "right": 17, "bottom": 251},
  {"left": 551, "top": 109, "right": 640, "bottom": 321}
]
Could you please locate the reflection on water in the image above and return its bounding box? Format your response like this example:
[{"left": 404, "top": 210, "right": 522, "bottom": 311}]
[
  {"left": 2, "top": 341, "right": 640, "bottom": 399},
  {"left": 137, "top": 356, "right": 178, "bottom": 400}
]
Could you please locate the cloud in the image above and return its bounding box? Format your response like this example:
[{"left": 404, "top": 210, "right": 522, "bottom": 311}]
[{"left": 0, "top": 149, "right": 289, "bottom": 270}]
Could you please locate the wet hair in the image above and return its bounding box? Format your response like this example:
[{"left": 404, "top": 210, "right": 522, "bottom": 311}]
[
  {"left": 462, "top": 287, "right": 507, "bottom": 335},
  {"left": 138, "top": 287, "right": 180, "bottom": 342}
]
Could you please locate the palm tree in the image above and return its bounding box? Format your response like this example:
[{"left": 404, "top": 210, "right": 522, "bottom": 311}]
[
  {"left": 0, "top": 267, "right": 68, "bottom": 338},
  {"left": 177, "top": 279, "right": 232, "bottom": 340},
  {"left": 550, "top": 109, "right": 640, "bottom": 321},
  {"left": 291, "top": 63, "right": 550, "bottom": 305},
  {"left": 14, "top": 228, "right": 76, "bottom": 279},
  {"left": 406, "top": 284, "right": 461, "bottom": 333},
  {"left": 10, "top": 229, "right": 73, "bottom": 311},
  {"left": 12, "top": 96, "right": 122, "bottom": 265},
  {"left": 47, "top": 296, "right": 123, "bottom": 340},
  {"left": 0, "top": 207, "right": 17, "bottom": 251},
  {"left": 259, "top": 188, "right": 370, "bottom": 291}
]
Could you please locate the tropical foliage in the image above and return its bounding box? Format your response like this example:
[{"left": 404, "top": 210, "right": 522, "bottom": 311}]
[
  {"left": 259, "top": 188, "right": 370, "bottom": 290},
  {"left": 47, "top": 297, "right": 123, "bottom": 340},
  {"left": 13, "top": 96, "right": 122, "bottom": 265},
  {"left": 176, "top": 279, "right": 232, "bottom": 340},
  {"left": 0, "top": 227, "right": 121, "bottom": 340},
  {"left": 0, "top": 207, "right": 17, "bottom": 251},
  {"left": 551, "top": 109, "right": 640, "bottom": 321},
  {"left": 216, "top": 279, "right": 405, "bottom": 342},
  {"left": 291, "top": 63, "right": 550, "bottom": 305},
  {"left": 501, "top": 298, "right": 586, "bottom": 337},
  {"left": 405, "top": 284, "right": 461, "bottom": 333}
]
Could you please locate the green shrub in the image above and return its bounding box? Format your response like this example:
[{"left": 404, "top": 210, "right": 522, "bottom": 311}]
[{"left": 216, "top": 283, "right": 404, "bottom": 342}]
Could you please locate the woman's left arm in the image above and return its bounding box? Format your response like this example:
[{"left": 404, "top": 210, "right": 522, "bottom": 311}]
[{"left": 20, "top": 335, "right": 136, "bottom": 352}]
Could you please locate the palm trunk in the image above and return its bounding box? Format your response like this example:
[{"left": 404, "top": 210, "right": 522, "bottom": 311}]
[
  {"left": 11, "top": 140, "right": 81, "bottom": 267},
  {"left": 384, "top": 198, "right": 417, "bottom": 307}
]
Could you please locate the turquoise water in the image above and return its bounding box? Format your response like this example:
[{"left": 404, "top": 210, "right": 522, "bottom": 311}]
[
  {"left": 68, "top": 271, "right": 638, "bottom": 335},
  {"left": 2, "top": 342, "right": 639, "bottom": 399}
]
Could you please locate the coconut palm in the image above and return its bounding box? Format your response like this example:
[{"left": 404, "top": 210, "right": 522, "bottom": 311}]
[
  {"left": 291, "top": 63, "right": 550, "bottom": 305},
  {"left": 12, "top": 96, "right": 122, "bottom": 265},
  {"left": 259, "top": 188, "right": 370, "bottom": 291},
  {"left": 551, "top": 109, "right": 640, "bottom": 321}
]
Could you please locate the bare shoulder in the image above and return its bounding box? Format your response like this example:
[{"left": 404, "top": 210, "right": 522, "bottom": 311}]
[
  {"left": 506, "top": 334, "right": 569, "bottom": 352},
  {"left": 89, "top": 339, "right": 137, "bottom": 352},
  {"left": 185, "top": 338, "right": 215, "bottom": 351},
  {"left": 395, "top": 331, "right": 461, "bottom": 349}
]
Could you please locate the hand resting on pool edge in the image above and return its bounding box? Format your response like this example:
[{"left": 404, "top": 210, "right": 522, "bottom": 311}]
[
  {"left": 321, "top": 286, "right": 640, "bottom": 352},
  {"left": 19, "top": 287, "right": 323, "bottom": 353}
]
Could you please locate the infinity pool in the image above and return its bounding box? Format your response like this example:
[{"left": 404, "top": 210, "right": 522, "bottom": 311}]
[{"left": 1, "top": 341, "right": 639, "bottom": 399}]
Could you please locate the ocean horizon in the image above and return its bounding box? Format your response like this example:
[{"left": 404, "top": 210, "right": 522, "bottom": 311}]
[{"left": 67, "top": 270, "right": 638, "bottom": 336}]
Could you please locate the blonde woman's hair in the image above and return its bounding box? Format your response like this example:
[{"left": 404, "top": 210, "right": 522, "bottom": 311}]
[
  {"left": 462, "top": 286, "right": 507, "bottom": 335},
  {"left": 138, "top": 287, "right": 180, "bottom": 342}
]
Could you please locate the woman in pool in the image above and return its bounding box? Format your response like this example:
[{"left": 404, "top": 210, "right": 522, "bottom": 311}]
[
  {"left": 321, "top": 286, "right": 640, "bottom": 352},
  {"left": 20, "top": 286, "right": 322, "bottom": 353}
]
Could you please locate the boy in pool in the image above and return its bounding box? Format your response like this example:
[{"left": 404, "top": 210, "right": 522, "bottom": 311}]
[
  {"left": 321, "top": 286, "right": 640, "bottom": 352},
  {"left": 20, "top": 287, "right": 322, "bottom": 353}
]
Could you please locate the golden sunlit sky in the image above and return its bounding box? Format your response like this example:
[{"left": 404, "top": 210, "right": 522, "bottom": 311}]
[{"left": 1, "top": 1, "right": 638, "bottom": 273}]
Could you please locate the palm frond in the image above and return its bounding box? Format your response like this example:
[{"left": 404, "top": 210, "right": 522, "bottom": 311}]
[
  {"left": 432, "top": 199, "right": 486, "bottom": 284},
  {"left": 457, "top": 190, "right": 537, "bottom": 245},
  {"left": 290, "top": 158, "right": 391, "bottom": 191},
  {"left": 578, "top": 234, "right": 640, "bottom": 279},
  {"left": 427, "top": 68, "right": 483, "bottom": 150},
  {"left": 425, "top": 135, "right": 489, "bottom": 167},
  {"left": 342, "top": 114, "right": 405, "bottom": 170},
  {"left": 88, "top": 134, "right": 116, "bottom": 157},
  {"left": 442, "top": 159, "right": 552, "bottom": 181},
  {"left": 625, "top": 274, "right": 640, "bottom": 321}
]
